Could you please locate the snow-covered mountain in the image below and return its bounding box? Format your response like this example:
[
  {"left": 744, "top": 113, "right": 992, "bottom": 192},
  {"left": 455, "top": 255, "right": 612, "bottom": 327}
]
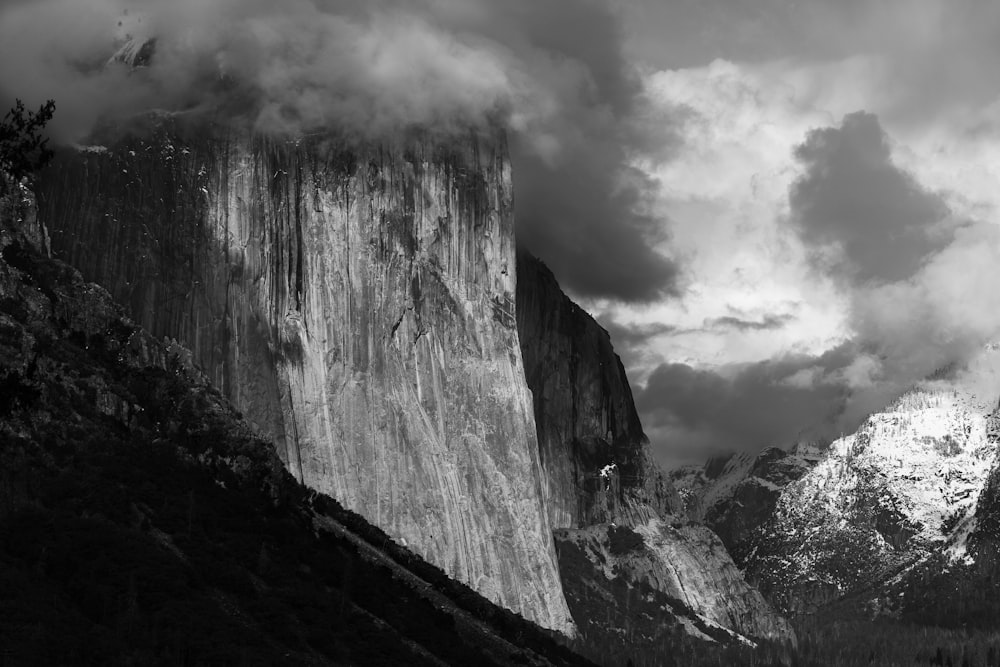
[
  {"left": 670, "top": 442, "right": 825, "bottom": 563},
  {"left": 673, "top": 345, "right": 1000, "bottom": 620},
  {"left": 744, "top": 346, "right": 1000, "bottom": 614}
]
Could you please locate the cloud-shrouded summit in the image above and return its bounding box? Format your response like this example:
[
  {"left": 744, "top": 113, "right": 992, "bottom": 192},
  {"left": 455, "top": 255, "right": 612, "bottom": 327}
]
[{"left": 0, "top": 0, "right": 678, "bottom": 301}]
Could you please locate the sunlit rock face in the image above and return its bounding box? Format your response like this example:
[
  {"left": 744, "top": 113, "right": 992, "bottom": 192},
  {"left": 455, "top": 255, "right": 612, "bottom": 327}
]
[
  {"left": 516, "top": 252, "right": 794, "bottom": 650},
  {"left": 36, "top": 119, "right": 574, "bottom": 634},
  {"left": 744, "top": 348, "right": 1000, "bottom": 615}
]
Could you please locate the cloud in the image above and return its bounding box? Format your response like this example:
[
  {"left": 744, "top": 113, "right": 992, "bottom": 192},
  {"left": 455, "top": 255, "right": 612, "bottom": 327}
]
[
  {"left": 704, "top": 313, "right": 795, "bottom": 332},
  {"left": 789, "top": 111, "right": 951, "bottom": 285},
  {"left": 636, "top": 349, "right": 852, "bottom": 461},
  {"left": 848, "top": 221, "right": 1000, "bottom": 389},
  {"left": 514, "top": 157, "right": 680, "bottom": 302},
  {"left": 600, "top": 317, "right": 677, "bottom": 348},
  {"left": 624, "top": 0, "right": 1000, "bottom": 117},
  {"left": 0, "top": 0, "right": 680, "bottom": 302},
  {"left": 785, "top": 111, "right": 1000, "bottom": 399},
  {"left": 597, "top": 316, "right": 676, "bottom": 368},
  {"left": 630, "top": 92, "right": 1000, "bottom": 465},
  {"left": 0, "top": 0, "right": 516, "bottom": 140}
]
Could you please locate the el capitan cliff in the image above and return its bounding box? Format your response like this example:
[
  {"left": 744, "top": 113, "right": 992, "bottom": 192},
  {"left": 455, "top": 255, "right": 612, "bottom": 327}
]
[{"left": 31, "top": 112, "right": 792, "bottom": 660}]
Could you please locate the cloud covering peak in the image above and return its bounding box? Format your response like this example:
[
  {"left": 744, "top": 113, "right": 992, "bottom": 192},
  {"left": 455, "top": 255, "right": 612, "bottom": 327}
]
[{"left": 0, "top": 0, "right": 679, "bottom": 301}]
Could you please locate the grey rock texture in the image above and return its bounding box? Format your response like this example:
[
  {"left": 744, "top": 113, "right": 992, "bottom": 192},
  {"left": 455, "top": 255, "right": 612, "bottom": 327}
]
[
  {"left": 554, "top": 520, "right": 794, "bottom": 647},
  {"left": 36, "top": 120, "right": 573, "bottom": 633}
]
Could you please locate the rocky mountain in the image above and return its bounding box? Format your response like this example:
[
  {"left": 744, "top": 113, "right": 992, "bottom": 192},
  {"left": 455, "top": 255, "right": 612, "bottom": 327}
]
[
  {"left": 516, "top": 252, "right": 793, "bottom": 663},
  {"left": 21, "top": 35, "right": 793, "bottom": 658},
  {"left": 670, "top": 442, "right": 826, "bottom": 563},
  {"left": 745, "top": 349, "right": 1000, "bottom": 615},
  {"left": 0, "top": 179, "right": 594, "bottom": 666},
  {"left": 677, "top": 346, "right": 1000, "bottom": 622},
  {"left": 516, "top": 250, "right": 679, "bottom": 530},
  {"left": 33, "top": 116, "right": 794, "bottom": 659}
]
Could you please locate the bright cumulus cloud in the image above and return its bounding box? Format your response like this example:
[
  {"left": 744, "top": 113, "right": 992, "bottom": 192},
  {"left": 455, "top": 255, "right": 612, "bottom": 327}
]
[{"left": 594, "top": 53, "right": 1000, "bottom": 468}]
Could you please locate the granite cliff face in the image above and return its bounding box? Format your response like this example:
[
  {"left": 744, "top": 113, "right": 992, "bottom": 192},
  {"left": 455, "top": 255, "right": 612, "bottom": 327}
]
[
  {"left": 516, "top": 253, "right": 794, "bottom": 658},
  {"left": 0, "top": 182, "right": 593, "bottom": 666},
  {"left": 34, "top": 111, "right": 796, "bottom": 654},
  {"left": 36, "top": 119, "right": 573, "bottom": 633}
]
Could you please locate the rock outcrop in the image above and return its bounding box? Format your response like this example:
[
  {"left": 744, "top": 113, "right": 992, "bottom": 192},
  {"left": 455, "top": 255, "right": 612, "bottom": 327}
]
[
  {"left": 553, "top": 520, "right": 793, "bottom": 659},
  {"left": 515, "top": 250, "right": 678, "bottom": 528},
  {"left": 36, "top": 119, "right": 573, "bottom": 633},
  {"left": 516, "top": 253, "right": 794, "bottom": 658}
]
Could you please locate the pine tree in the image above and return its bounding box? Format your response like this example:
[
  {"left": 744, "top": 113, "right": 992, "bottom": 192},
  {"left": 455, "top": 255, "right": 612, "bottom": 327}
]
[{"left": 0, "top": 99, "right": 55, "bottom": 184}]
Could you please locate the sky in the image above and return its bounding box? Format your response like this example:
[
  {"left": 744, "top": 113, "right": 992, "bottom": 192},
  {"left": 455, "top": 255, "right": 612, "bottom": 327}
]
[
  {"left": 600, "top": 0, "right": 1000, "bottom": 467},
  {"left": 2, "top": 0, "right": 1000, "bottom": 469}
]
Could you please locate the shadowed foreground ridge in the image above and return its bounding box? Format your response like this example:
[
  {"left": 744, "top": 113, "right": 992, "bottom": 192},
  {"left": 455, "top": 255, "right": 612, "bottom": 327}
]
[{"left": 0, "top": 182, "right": 593, "bottom": 666}]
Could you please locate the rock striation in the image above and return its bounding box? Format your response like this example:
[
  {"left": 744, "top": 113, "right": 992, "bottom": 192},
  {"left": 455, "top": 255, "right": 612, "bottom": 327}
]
[{"left": 36, "top": 119, "right": 573, "bottom": 633}]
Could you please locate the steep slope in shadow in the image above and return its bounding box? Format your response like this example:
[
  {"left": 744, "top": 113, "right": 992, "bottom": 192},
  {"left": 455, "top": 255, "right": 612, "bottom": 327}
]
[{"left": 0, "top": 182, "right": 592, "bottom": 667}]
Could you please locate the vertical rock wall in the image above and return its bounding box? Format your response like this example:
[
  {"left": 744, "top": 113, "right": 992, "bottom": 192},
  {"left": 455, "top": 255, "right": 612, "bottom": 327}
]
[
  {"left": 515, "top": 250, "right": 677, "bottom": 529},
  {"left": 516, "top": 251, "right": 794, "bottom": 648},
  {"left": 36, "top": 119, "right": 574, "bottom": 633}
]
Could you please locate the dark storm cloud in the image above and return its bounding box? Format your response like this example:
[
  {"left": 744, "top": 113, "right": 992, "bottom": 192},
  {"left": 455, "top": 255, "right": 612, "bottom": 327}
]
[
  {"left": 641, "top": 113, "right": 999, "bottom": 462},
  {"left": 704, "top": 313, "right": 795, "bottom": 332},
  {"left": 600, "top": 318, "right": 677, "bottom": 348},
  {"left": 789, "top": 111, "right": 950, "bottom": 285},
  {"left": 514, "top": 157, "right": 680, "bottom": 302},
  {"left": 597, "top": 316, "right": 676, "bottom": 367},
  {"left": 785, "top": 112, "right": 1000, "bottom": 408},
  {"left": 636, "top": 346, "right": 854, "bottom": 457},
  {"left": 0, "top": 0, "right": 680, "bottom": 302}
]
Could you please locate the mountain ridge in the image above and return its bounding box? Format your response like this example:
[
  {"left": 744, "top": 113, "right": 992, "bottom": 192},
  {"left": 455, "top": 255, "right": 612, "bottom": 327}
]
[{"left": 672, "top": 345, "right": 1000, "bottom": 624}]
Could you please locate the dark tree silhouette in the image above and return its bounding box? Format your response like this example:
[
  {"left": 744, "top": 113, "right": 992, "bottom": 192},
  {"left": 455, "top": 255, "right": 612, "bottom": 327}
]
[{"left": 0, "top": 99, "right": 55, "bottom": 183}]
